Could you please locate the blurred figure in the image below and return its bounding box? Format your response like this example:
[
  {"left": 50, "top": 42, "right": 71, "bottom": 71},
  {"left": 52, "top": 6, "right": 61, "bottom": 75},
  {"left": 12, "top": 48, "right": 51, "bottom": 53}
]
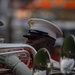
[
  {"left": 51, "top": 37, "right": 64, "bottom": 68},
  {"left": 51, "top": 45, "right": 61, "bottom": 62},
  {"left": 51, "top": 37, "right": 64, "bottom": 61}
]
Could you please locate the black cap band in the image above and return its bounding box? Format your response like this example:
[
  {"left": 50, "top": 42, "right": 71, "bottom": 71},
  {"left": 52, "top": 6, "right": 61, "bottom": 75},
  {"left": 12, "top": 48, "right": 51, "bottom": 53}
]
[{"left": 23, "top": 29, "right": 55, "bottom": 40}]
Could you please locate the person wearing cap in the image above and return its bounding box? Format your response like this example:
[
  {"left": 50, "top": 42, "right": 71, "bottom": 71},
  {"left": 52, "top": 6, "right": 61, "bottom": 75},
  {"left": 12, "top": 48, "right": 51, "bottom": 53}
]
[
  {"left": 23, "top": 18, "right": 62, "bottom": 69},
  {"left": 0, "top": 18, "right": 63, "bottom": 75},
  {"left": 23, "top": 18, "right": 62, "bottom": 51}
]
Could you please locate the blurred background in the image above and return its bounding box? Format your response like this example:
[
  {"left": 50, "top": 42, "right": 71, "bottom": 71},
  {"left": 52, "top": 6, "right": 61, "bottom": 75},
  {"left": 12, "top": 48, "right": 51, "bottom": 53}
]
[{"left": 0, "top": 0, "right": 75, "bottom": 43}]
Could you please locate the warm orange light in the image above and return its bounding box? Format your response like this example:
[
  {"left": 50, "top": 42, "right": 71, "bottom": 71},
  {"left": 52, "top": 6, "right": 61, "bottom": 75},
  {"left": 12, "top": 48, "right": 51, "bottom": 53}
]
[
  {"left": 37, "top": 1, "right": 52, "bottom": 8},
  {"left": 55, "top": 0, "right": 63, "bottom": 5},
  {"left": 33, "top": 0, "right": 75, "bottom": 9},
  {"left": 14, "top": 9, "right": 32, "bottom": 19},
  {"left": 65, "top": 1, "right": 75, "bottom": 9},
  {"left": 56, "top": 0, "right": 63, "bottom": 4}
]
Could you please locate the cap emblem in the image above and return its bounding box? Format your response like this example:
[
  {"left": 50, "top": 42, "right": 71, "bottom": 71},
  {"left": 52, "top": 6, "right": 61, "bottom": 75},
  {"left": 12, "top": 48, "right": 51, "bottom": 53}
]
[
  {"left": 28, "top": 19, "right": 34, "bottom": 26},
  {"left": 48, "top": 33, "right": 50, "bottom": 36}
]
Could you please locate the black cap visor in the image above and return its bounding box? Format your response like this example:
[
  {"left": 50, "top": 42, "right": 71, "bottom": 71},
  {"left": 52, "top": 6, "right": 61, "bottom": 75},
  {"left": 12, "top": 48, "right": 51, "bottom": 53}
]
[
  {"left": 23, "top": 30, "right": 55, "bottom": 40},
  {"left": 0, "top": 21, "right": 3, "bottom": 26},
  {"left": 23, "top": 33, "right": 44, "bottom": 39}
]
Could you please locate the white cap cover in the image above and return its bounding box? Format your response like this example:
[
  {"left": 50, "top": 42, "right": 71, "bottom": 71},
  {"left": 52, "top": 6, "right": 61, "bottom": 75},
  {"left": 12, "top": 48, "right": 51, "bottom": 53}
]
[{"left": 28, "top": 18, "right": 63, "bottom": 39}]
